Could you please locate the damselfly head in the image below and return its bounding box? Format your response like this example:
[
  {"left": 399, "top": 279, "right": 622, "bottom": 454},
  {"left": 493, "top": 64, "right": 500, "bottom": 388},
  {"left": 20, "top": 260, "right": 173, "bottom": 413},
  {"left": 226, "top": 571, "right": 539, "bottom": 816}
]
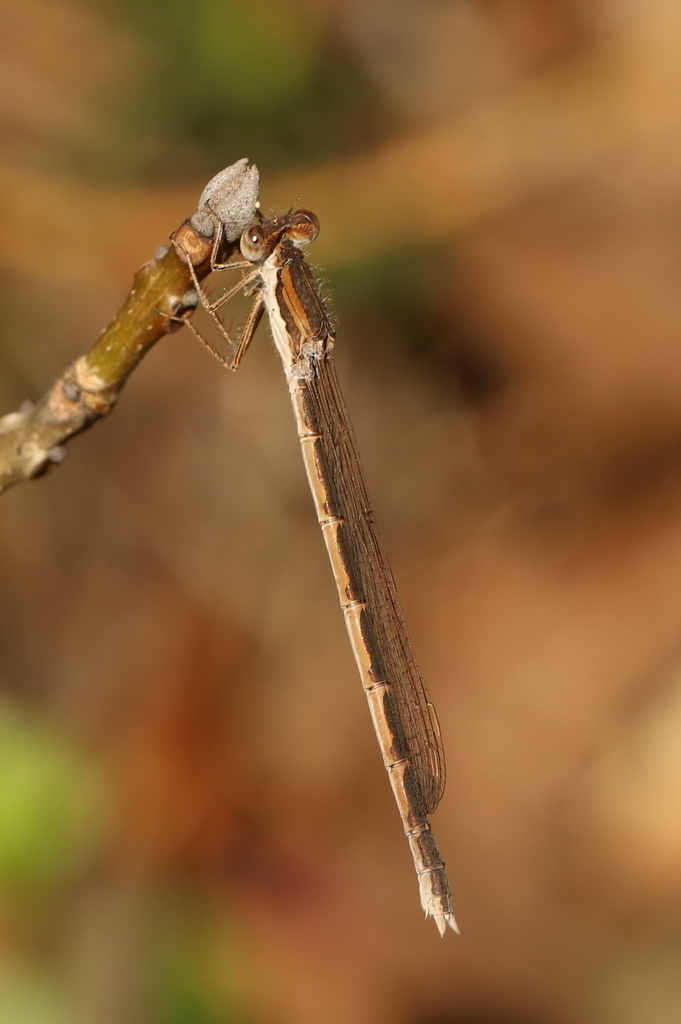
[{"left": 240, "top": 210, "right": 320, "bottom": 262}]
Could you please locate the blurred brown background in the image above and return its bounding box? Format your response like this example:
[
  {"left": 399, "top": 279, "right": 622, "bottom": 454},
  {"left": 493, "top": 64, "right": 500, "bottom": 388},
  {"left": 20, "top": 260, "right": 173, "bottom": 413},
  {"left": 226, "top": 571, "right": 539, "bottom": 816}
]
[{"left": 3, "top": 1, "right": 681, "bottom": 1021}]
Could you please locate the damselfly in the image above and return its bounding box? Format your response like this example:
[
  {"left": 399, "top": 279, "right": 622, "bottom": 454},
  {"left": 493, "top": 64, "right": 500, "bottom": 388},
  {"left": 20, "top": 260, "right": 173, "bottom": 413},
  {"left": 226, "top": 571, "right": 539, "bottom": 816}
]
[{"left": 176, "top": 208, "right": 458, "bottom": 935}]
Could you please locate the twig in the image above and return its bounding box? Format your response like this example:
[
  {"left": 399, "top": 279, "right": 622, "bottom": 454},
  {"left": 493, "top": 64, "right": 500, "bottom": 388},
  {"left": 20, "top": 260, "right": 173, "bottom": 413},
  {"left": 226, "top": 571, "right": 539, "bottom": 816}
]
[{"left": 0, "top": 159, "right": 259, "bottom": 495}]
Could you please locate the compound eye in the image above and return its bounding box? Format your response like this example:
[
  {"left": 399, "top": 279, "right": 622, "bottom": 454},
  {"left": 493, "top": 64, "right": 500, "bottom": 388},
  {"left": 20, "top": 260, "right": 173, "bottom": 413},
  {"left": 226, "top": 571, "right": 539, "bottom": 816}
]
[
  {"left": 240, "top": 224, "right": 266, "bottom": 262},
  {"left": 287, "top": 210, "right": 319, "bottom": 245}
]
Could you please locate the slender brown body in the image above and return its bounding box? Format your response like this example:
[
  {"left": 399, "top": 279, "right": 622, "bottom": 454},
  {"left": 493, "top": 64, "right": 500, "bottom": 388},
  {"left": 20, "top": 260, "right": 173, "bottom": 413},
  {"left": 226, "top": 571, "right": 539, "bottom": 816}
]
[{"left": 201, "top": 211, "right": 458, "bottom": 934}]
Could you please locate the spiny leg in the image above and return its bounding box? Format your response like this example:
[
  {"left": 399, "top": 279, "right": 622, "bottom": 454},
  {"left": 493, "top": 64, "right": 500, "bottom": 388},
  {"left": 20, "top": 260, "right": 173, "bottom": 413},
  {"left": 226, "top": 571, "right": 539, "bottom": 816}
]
[
  {"left": 231, "top": 295, "right": 265, "bottom": 370},
  {"left": 170, "top": 236, "right": 259, "bottom": 366},
  {"left": 179, "top": 315, "right": 235, "bottom": 369},
  {"left": 208, "top": 269, "right": 260, "bottom": 314},
  {"left": 192, "top": 265, "right": 260, "bottom": 362},
  {"left": 176, "top": 291, "right": 263, "bottom": 371}
]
